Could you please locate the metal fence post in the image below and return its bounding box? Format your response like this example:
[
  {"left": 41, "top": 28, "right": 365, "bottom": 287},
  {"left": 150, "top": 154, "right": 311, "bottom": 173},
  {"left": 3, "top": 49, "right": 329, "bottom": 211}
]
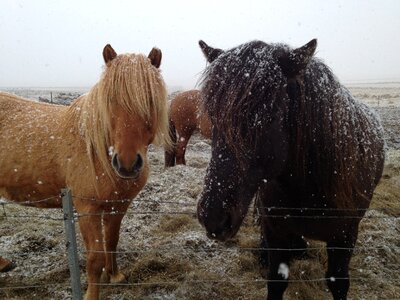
[{"left": 62, "top": 188, "right": 83, "bottom": 300}]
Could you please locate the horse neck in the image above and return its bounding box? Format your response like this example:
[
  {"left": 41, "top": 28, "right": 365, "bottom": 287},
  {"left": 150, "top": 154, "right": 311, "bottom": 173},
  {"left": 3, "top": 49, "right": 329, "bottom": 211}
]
[
  {"left": 283, "top": 74, "right": 355, "bottom": 208},
  {"left": 65, "top": 92, "right": 90, "bottom": 134},
  {"left": 65, "top": 84, "right": 103, "bottom": 131},
  {"left": 66, "top": 87, "right": 121, "bottom": 196}
]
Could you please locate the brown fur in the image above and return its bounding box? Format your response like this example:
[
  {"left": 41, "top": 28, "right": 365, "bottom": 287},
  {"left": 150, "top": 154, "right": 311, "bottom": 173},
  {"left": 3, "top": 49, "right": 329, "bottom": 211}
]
[
  {"left": 164, "top": 90, "right": 212, "bottom": 167},
  {"left": 0, "top": 45, "right": 169, "bottom": 300}
]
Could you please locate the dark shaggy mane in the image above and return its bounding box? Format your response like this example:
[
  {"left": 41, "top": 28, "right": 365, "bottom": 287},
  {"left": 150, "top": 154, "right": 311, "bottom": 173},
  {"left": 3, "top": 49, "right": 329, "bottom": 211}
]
[
  {"left": 200, "top": 41, "right": 385, "bottom": 208},
  {"left": 200, "top": 41, "right": 288, "bottom": 158},
  {"left": 294, "top": 61, "right": 384, "bottom": 207}
]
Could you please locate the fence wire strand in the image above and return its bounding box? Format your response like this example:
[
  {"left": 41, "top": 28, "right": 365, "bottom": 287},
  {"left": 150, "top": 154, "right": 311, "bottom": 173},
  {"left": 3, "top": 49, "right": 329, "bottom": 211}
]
[
  {"left": 0, "top": 192, "right": 399, "bottom": 295},
  {"left": 0, "top": 283, "right": 70, "bottom": 290},
  {"left": 82, "top": 245, "right": 400, "bottom": 255},
  {"left": 88, "top": 276, "right": 389, "bottom": 286},
  {"left": 0, "top": 196, "right": 60, "bottom": 206},
  {"left": 41, "top": 194, "right": 400, "bottom": 214},
  {"left": 1, "top": 276, "right": 394, "bottom": 291},
  {"left": 1, "top": 244, "right": 399, "bottom": 258}
]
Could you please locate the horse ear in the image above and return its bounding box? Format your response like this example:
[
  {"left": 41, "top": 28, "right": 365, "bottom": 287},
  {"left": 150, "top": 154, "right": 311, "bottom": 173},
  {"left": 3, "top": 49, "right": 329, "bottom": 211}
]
[
  {"left": 279, "top": 39, "right": 317, "bottom": 76},
  {"left": 148, "top": 48, "right": 162, "bottom": 68},
  {"left": 292, "top": 39, "right": 317, "bottom": 67},
  {"left": 199, "top": 40, "right": 223, "bottom": 63},
  {"left": 103, "top": 44, "right": 117, "bottom": 64}
]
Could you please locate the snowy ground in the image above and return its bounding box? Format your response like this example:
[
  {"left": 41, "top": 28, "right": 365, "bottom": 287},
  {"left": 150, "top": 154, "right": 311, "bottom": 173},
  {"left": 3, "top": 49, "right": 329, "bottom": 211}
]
[{"left": 0, "top": 85, "right": 399, "bottom": 299}]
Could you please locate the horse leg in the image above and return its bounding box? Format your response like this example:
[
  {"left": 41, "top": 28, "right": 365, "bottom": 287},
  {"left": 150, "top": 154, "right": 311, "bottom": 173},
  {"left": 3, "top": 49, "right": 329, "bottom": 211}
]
[
  {"left": 164, "top": 121, "right": 177, "bottom": 167},
  {"left": 325, "top": 238, "right": 356, "bottom": 300},
  {"left": 290, "top": 234, "right": 308, "bottom": 260},
  {"left": 0, "top": 256, "right": 14, "bottom": 272},
  {"left": 257, "top": 196, "right": 269, "bottom": 277},
  {"left": 257, "top": 181, "right": 294, "bottom": 299},
  {"left": 102, "top": 212, "right": 126, "bottom": 284},
  {"left": 175, "top": 130, "right": 193, "bottom": 165},
  {"left": 257, "top": 181, "right": 299, "bottom": 279},
  {"left": 78, "top": 213, "right": 105, "bottom": 300},
  {"left": 259, "top": 233, "right": 269, "bottom": 278},
  {"left": 265, "top": 237, "right": 292, "bottom": 300},
  {"left": 257, "top": 201, "right": 307, "bottom": 278},
  {"left": 260, "top": 232, "right": 310, "bottom": 278},
  {"left": 164, "top": 147, "right": 176, "bottom": 167}
]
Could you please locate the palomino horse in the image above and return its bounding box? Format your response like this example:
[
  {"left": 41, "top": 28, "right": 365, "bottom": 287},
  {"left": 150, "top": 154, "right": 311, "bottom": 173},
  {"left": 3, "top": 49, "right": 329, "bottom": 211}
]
[
  {"left": 0, "top": 44, "right": 170, "bottom": 300},
  {"left": 197, "top": 39, "right": 385, "bottom": 299},
  {"left": 164, "top": 90, "right": 212, "bottom": 167}
]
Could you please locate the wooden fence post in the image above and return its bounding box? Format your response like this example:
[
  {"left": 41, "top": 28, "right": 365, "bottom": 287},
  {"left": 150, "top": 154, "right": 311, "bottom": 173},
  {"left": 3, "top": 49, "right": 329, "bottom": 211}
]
[{"left": 62, "top": 188, "right": 83, "bottom": 300}]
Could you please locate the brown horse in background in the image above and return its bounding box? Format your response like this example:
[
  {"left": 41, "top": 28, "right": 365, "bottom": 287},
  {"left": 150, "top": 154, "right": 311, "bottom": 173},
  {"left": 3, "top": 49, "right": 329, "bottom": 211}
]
[
  {"left": 164, "top": 89, "right": 212, "bottom": 167},
  {"left": 0, "top": 44, "right": 170, "bottom": 300}
]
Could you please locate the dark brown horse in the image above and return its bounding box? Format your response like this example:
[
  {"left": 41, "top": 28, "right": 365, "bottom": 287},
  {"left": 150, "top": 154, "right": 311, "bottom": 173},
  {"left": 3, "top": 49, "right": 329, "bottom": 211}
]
[
  {"left": 197, "top": 39, "right": 385, "bottom": 300},
  {"left": 165, "top": 89, "right": 212, "bottom": 167}
]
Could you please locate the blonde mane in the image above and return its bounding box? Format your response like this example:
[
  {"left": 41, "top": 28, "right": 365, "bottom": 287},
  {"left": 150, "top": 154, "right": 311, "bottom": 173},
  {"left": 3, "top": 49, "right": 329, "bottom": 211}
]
[{"left": 67, "top": 53, "right": 170, "bottom": 185}]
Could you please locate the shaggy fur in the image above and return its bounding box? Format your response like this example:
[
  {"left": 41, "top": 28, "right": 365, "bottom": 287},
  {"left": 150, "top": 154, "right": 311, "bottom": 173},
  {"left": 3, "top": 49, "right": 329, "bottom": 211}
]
[
  {"left": 70, "top": 53, "right": 170, "bottom": 184},
  {"left": 197, "top": 39, "right": 385, "bottom": 300},
  {"left": 200, "top": 40, "right": 384, "bottom": 208}
]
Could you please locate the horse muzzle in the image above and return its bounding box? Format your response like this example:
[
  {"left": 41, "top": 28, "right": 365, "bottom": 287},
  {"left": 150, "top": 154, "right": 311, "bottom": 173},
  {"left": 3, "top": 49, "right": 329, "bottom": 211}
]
[
  {"left": 205, "top": 216, "right": 238, "bottom": 242},
  {"left": 111, "top": 153, "right": 143, "bottom": 179},
  {"left": 197, "top": 204, "right": 241, "bottom": 242}
]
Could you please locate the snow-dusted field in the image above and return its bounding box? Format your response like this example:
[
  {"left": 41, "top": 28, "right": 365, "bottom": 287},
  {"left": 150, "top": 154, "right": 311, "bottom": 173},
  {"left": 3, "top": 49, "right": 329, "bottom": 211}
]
[{"left": 0, "top": 85, "right": 399, "bottom": 299}]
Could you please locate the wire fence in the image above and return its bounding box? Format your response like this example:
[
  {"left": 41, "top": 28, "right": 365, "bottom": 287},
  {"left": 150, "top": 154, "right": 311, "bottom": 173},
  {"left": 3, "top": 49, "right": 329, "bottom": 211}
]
[
  {"left": 2, "top": 276, "right": 399, "bottom": 291},
  {"left": 0, "top": 190, "right": 399, "bottom": 298}
]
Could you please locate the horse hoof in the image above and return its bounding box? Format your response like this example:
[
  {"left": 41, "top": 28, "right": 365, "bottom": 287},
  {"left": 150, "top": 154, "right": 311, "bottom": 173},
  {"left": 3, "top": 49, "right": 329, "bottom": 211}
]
[
  {"left": 110, "top": 272, "right": 127, "bottom": 284},
  {"left": 100, "top": 270, "right": 110, "bottom": 283},
  {"left": 0, "top": 260, "right": 16, "bottom": 272}
]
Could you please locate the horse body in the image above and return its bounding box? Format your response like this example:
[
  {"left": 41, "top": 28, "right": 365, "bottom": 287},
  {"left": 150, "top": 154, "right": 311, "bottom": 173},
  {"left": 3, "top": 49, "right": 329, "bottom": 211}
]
[
  {"left": 0, "top": 45, "right": 169, "bottom": 300},
  {"left": 0, "top": 93, "right": 66, "bottom": 205},
  {"left": 197, "top": 39, "right": 385, "bottom": 300},
  {"left": 165, "top": 89, "right": 212, "bottom": 166}
]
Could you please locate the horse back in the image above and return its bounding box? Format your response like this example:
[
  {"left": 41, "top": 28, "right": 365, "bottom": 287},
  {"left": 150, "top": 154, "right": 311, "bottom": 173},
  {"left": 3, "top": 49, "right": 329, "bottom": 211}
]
[{"left": 170, "top": 90, "right": 202, "bottom": 132}]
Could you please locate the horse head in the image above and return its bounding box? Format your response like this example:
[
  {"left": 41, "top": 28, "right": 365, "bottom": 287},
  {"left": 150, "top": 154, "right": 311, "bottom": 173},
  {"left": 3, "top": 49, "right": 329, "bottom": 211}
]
[
  {"left": 197, "top": 39, "right": 317, "bottom": 241},
  {"left": 97, "top": 44, "right": 167, "bottom": 180}
]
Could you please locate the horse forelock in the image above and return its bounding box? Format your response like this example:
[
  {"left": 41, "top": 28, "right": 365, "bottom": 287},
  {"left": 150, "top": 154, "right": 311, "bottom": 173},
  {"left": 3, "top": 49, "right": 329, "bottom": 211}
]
[
  {"left": 200, "top": 41, "right": 287, "bottom": 161},
  {"left": 68, "top": 53, "right": 170, "bottom": 187}
]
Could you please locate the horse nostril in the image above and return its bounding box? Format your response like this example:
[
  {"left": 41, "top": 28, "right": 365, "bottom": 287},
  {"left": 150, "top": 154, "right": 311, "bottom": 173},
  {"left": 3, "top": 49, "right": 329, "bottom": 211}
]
[
  {"left": 205, "top": 213, "right": 233, "bottom": 240},
  {"left": 112, "top": 153, "right": 120, "bottom": 170},
  {"left": 112, "top": 152, "right": 143, "bottom": 178},
  {"left": 133, "top": 154, "right": 143, "bottom": 171}
]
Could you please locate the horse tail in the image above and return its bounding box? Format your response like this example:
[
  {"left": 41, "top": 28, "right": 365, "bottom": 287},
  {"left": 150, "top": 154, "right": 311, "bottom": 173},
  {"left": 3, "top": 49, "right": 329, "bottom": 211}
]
[{"left": 164, "top": 119, "right": 177, "bottom": 167}]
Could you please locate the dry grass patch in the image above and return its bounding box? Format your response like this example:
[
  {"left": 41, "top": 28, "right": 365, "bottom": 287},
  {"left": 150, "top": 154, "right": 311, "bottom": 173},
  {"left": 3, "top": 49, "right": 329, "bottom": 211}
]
[{"left": 157, "top": 214, "right": 197, "bottom": 234}]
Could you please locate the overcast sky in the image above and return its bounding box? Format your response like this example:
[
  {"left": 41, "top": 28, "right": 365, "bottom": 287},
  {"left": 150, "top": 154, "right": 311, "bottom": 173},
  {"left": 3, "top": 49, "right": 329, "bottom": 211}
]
[{"left": 0, "top": 0, "right": 399, "bottom": 89}]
